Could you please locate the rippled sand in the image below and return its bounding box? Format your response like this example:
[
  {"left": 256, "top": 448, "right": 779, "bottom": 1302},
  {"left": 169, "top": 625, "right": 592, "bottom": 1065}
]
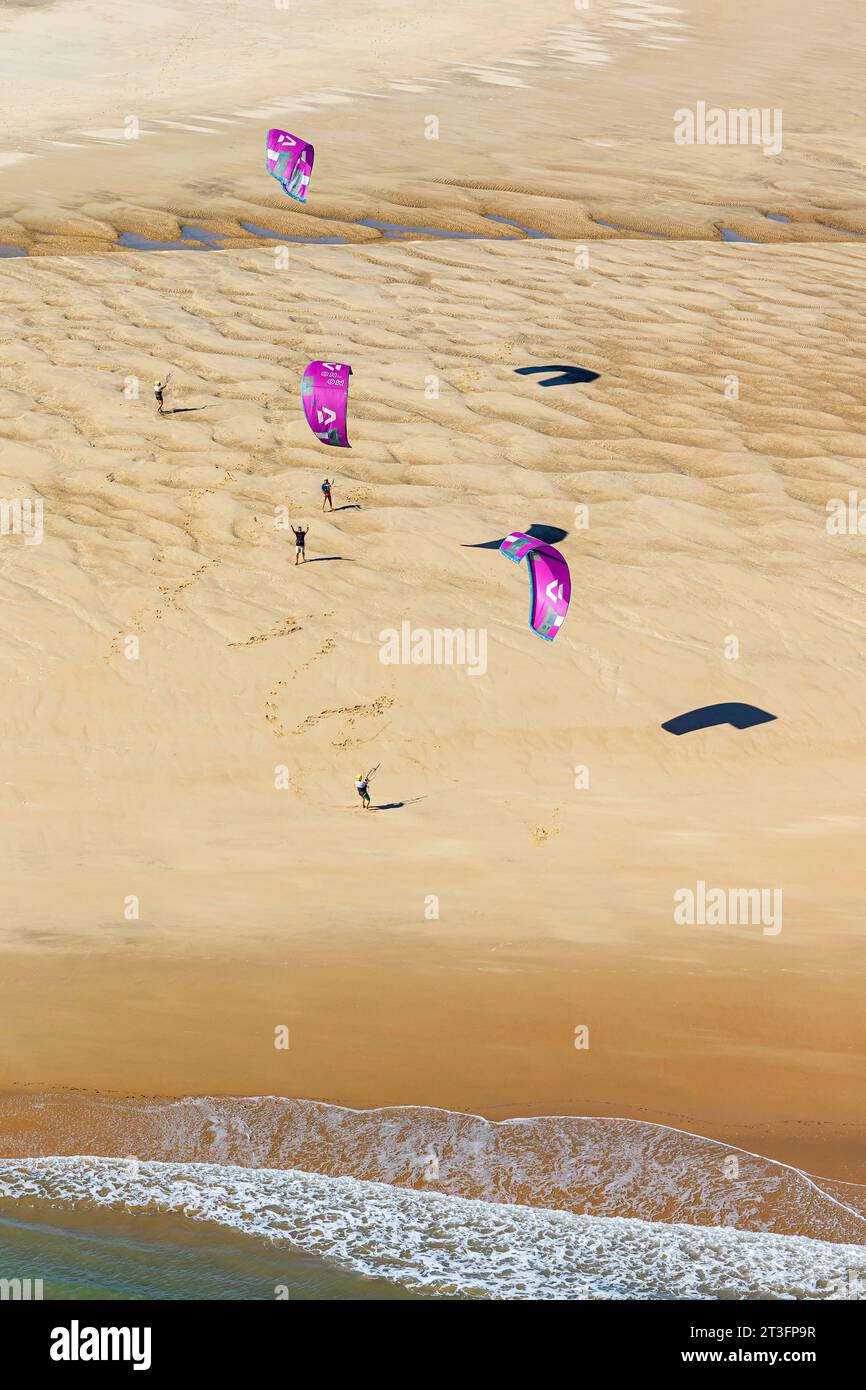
[
  {"left": 1, "top": 0, "right": 865, "bottom": 253},
  {"left": 1, "top": 236, "right": 865, "bottom": 1185}
]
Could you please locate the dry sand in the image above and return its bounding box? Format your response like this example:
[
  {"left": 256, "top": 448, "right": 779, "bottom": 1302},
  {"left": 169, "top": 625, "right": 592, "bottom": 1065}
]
[
  {"left": 2, "top": 0, "right": 865, "bottom": 253},
  {"left": 0, "top": 0, "right": 865, "bottom": 1193}
]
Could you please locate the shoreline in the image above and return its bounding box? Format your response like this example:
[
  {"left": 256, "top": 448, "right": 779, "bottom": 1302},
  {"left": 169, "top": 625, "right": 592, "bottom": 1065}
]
[
  {"left": 1, "top": 1089, "right": 866, "bottom": 1256},
  {"left": 5, "top": 1078, "right": 866, "bottom": 1200}
]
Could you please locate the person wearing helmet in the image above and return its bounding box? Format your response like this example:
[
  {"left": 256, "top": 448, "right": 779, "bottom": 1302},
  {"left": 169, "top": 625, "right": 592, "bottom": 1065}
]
[{"left": 354, "top": 770, "right": 372, "bottom": 809}]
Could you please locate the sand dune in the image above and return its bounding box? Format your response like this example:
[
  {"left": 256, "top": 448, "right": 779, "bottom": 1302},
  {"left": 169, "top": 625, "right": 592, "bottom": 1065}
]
[
  {"left": 1, "top": 235, "right": 865, "bottom": 1181},
  {"left": 2, "top": 0, "right": 865, "bottom": 254}
]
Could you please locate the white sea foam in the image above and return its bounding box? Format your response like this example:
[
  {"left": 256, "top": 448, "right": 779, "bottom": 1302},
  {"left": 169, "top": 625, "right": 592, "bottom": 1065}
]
[
  {"left": 0, "top": 1156, "right": 863, "bottom": 1301},
  {"left": 3, "top": 1092, "right": 861, "bottom": 1246}
]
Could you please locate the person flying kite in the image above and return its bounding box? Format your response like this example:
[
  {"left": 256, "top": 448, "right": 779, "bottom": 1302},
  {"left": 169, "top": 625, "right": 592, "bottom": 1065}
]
[{"left": 354, "top": 765, "right": 378, "bottom": 810}]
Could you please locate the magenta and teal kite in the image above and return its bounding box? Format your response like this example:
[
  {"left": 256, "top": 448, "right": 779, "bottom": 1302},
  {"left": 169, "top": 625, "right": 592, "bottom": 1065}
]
[
  {"left": 266, "top": 128, "right": 314, "bottom": 202},
  {"left": 302, "top": 361, "right": 352, "bottom": 447},
  {"left": 499, "top": 532, "right": 571, "bottom": 641}
]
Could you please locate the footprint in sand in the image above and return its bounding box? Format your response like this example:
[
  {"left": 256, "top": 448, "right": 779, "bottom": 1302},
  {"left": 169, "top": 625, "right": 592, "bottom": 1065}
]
[
  {"left": 293, "top": 694, "right": 395, "bottom": 737},
  {"left": 264, "top": 679, "right": 287, "bottom": 738},
  {"left": 229, "top": 618, "right": 301, "bottom": 649},
  {"left": 108, "top": 560, "right": 218, "bottom": 659},
  {"left": 292, "top": 635, "right": 335, "bottom": 679},
  {"left": 532, "top": 809, "right": 560, "bottom": 844}
]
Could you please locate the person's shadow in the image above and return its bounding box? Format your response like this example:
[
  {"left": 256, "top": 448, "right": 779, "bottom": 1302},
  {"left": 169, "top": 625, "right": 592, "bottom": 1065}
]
[
  {"left": 372, "top": 796, "right": 427, "bottom": 811},
  {"left": 329, "top": 504, "right": 362, "bottom": 512},
  {"left": 163, "top": 407, "right": 208, "bottom": 414}
]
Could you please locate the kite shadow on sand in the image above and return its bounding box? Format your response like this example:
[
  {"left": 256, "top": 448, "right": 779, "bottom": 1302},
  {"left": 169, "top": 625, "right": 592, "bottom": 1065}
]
[
  {"left": 662, "top": 703, "right": 777, "bottom": 735},
  {"left": 515, "top": 365, "right": 600, "bottom": 388},
  {"left": 463, "top": 523, "right": 568, "bottom": 551}
]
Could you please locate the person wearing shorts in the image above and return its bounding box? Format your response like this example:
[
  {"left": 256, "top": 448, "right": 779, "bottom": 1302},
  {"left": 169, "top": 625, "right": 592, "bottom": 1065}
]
[
  {"left": 355, "top": 772, "right": 371, "bottom": 809},
  {"left": 291, "top": 524, "right": 308, "bottom": 564},
  {"left": 321, "top": 479, "right": 333, "bottom": 510}
]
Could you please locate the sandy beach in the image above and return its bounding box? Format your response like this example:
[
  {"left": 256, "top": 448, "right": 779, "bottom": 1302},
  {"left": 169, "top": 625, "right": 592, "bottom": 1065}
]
[
  {"left": 2, "top": 232, "right": 865, "bottom": 1180},
  {"left": 1, "top": 0, "right": 865, "bottom": 1295}
]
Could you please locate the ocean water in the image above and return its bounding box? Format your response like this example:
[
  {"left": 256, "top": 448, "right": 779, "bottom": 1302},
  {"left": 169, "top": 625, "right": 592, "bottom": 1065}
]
[
  {"left": 0, "top": 1156, "right": 861, "bottom": 1295},
  {"left": 0, "top": 1157, "right": 864, "bottom": 1301},
  {"left": 1, "top": 1096, "right": 864, "bottom": 1300},
  {"left": 0, "top": 1199, "right": 424, "bottom": 1300}
]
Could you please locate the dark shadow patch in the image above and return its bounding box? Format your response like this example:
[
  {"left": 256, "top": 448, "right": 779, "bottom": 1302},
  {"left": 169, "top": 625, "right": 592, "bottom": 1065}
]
[
  {"left": 329, "top": 504, "right": 362, "bottom": 512},
  {"left": 662, "top": 703, "right": 777, "bottom": 735},
  {"left": 514, "top": 365, "right": 600, "bottom": 387},
  {"left": 301, "top": 556, "right": 351, "bottom": 563},
  {"left": 163, "top": 407, "right": 208, "bottom": 414},
  {"left": 463, "top": 523, "right": 568, "bottom": 550}
]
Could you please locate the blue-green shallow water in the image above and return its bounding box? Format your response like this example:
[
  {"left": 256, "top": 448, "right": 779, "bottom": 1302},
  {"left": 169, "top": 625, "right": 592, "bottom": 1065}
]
[{"left": 0, "top": 1202, "right": 428, "bottom": 1301}]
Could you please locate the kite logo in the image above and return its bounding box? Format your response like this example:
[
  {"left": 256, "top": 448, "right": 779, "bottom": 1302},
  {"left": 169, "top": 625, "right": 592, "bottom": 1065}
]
[
  {"left": 498, "top": 531, "right": 570, "bottom": 642},
  {"left": 379, "top": 621, "right": 487, "bottom": 676},
  {"left": 673, "top": 881, "right": 782, "bottom": 936},
  {"left": 266, "top": 128, "right": 314, "bottom": 202},
  {"left": 302, "top": 360, "right": 352, "bottom": 447}
]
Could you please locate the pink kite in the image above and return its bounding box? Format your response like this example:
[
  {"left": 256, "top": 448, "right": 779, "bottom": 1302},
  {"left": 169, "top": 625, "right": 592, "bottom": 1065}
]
[
  {"left": 499, "top": 532, "right": 570, "bottom": 641},
  {"left": 266, "top": 128, "right": 314, "bottom": 203},
  {"left": 301, "top": 361, "right": 352, "bottom": 447}
]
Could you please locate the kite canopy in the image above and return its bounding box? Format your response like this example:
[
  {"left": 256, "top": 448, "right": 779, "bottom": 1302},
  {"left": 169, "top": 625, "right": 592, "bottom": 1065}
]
[
  {"left": 266, "top": 128, "right": 314, "bottom": 202},
  {"left": 301, "top": 361, "right": 352, "bottom": 447},
  {"left": 499, "top": 532, "right": 571, "bottom": 641}
]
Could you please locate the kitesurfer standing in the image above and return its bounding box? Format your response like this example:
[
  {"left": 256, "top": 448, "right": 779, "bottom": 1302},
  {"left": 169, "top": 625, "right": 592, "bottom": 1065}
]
[
  {"left": 321, "top": 478, "right": 334, "bottom": 510},
  {"left": 291, "top": 523, "right": 309, "bottom": 564},
  {"left": 154, "top": 377, "right": 169, "bottom": 415},
  {"left": 355, "top": 768, "right": 374, "bottom": 809}
]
